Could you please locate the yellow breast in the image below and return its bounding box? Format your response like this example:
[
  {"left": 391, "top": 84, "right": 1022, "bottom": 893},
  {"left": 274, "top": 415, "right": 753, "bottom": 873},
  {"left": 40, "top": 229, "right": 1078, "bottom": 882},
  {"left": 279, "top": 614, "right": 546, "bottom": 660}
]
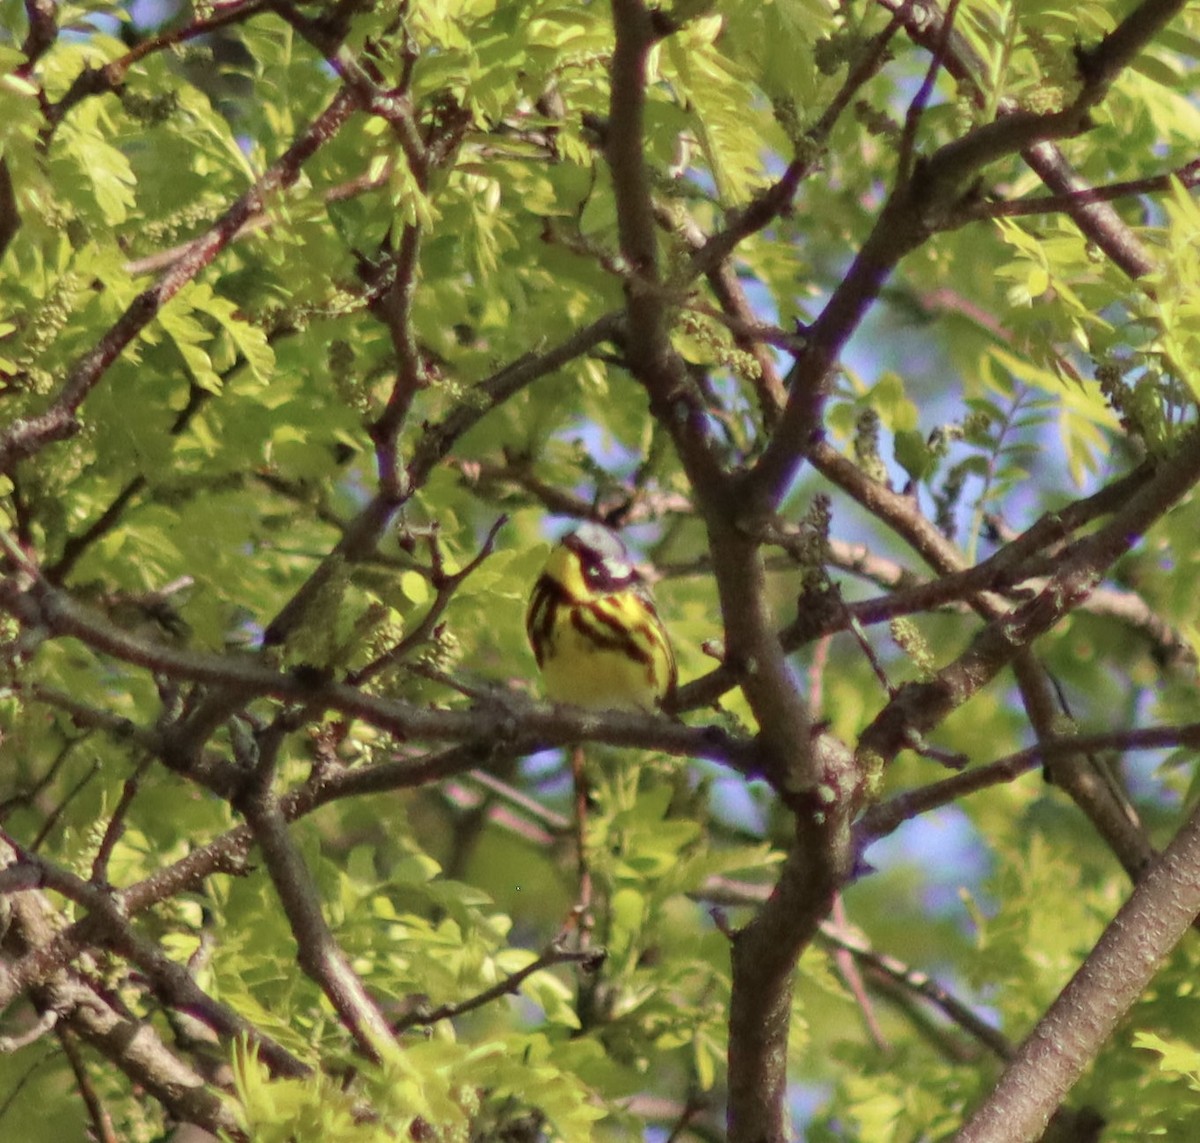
[{"left": 538, "top": 600, "right": 668, "bottom": 712}]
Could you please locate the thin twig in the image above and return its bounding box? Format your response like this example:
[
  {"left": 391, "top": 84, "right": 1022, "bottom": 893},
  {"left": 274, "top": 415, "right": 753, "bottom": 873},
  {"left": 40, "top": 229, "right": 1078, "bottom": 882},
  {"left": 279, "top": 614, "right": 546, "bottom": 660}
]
[
  {"left": 89, "top": 759, "right": 152, "bottom": 885},
  {"left": 962, "top": 157, "right": 1200, "bottom": 221},
  {"left": 45, "top": 1, "right": 270, "bottom": 130},
  {"left": 828, "top": 896, "right": 889, "bottom": 1052},
  {"left": 855, "top": 720, "right": 1200, "bottom": 847},
  {"left": 463, "top": 769, "right": 572, "bottom": 834},
  {"left": 58, "top": 1028, "right": 119, "bottom": 1143},
  {"left": 0, "top": 735, "right": 82, "bottom": 821},
  {"left": 347, "top": 515, "right": 509, "bottom": 688},
  {"left": 567, "top": 744, "right": 595, "bottom": 948},
  {"left": 30, "top": 757, "right": 102, "bottom": 852},
  {"left": 393, "top": 937, "right": 603, "bottom": 1032},
  {"left": 0, "top": 1048, "right": 56, "bottom": 1127},
  {"left": 817, "top": 921, "right": 1013, "bottom": 1061}
]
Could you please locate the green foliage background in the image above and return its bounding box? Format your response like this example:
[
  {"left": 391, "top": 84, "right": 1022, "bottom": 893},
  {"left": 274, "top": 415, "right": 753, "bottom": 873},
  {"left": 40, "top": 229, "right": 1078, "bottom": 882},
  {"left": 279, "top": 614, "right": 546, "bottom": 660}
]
[{"left": 1, "top": 0, "right": 1200, "bottom": 1140}]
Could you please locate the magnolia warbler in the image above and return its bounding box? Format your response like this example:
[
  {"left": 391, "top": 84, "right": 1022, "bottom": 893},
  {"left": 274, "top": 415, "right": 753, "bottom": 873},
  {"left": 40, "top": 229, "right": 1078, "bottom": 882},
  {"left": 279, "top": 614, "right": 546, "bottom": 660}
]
[{"left": 526, "top": 523, "right": 676, "bottom": 712}]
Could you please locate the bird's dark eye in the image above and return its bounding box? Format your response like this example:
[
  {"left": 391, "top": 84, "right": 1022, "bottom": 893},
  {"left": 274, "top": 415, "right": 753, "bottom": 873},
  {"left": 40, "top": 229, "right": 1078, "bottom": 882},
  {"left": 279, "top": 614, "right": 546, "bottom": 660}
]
[{"left": 583, "top": 561, "right": 605, "bottom": 586}]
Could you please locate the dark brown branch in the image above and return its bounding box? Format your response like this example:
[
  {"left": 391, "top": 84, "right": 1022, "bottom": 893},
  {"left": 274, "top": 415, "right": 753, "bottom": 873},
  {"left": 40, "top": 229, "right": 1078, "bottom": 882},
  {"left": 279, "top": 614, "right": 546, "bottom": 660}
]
[
  {"left": 3, "top": 581, "right": 760, "bottom": 769},
  {"left": 454, "top": 456, "right": 693, "bottom": 524},
  {"left": 48, "top": 377, "right": 213, "bottom": 583},
  {"left": 895, "top": 0, "right": 964, "bottom": 180},
  {"left": 726, "top": 778, "right": 855, "bottom": 1143},
  {"left": 268, "top": 0, "right": 429, "bottom": 179},
  {"left": 46, "top": 477, "right": 147, "bottom": 584},
  {"left": 1012, "top": 656, "right": 1152, "bottom": 881},
  {"left": 675, "top": 449, "right": 1156, "bottom": 712},
  {"left": 1022, "top": 143, "right": 1156, "bottom": 278},
  {"left": 606, "top": 23, "right": 837, "bottom": 1138},
  {"left": 46, "top": 967, "right": 242, "bottom": 1139},
  {"left": 0, "top": 159, "right": 19, "bottom": 263},
  {"left": 29, "top": 757, "right": 101, "bottom": 853},
  {"left": 264, "top": 310, "right": 623, "bottom": 650},
  {"left": 705, "top": 876, "right": 1102, "bottom": 1131},
  {"left": 0, "top": 706, "right": 755, "bottom": 1019},
  {"left": 19, "top": 0, "right": 57, "bottom": 70},
  {"left": 660, "top": 207, "right": 790, "bottom": 428},
  {"left": 611, "top": 2, "right": 816, "bottom": 792},
  {"left": 369, "top": 223, "right": 425, "bottom": 495},
  {"left": 690, "top": 7, "right": 907, "bottom": 279},
  {"left": 0, "top": 733, "right": 82, "bottom": 822},
  {"left": 749, "top": 185, "right": 930, "bottom": 508},
  {"left": 88, "top": 760, "right": 151, "bottom": 885},
  {"left": 411, "top": 310, "right": 626, "bottom": 482},
  {"left": 122, "top": 167, "right": 394, "bottom": 277},
  {"left": 607, "top": 0, "right": 728, "bottom": 498},
  {"left": 803, "top": 437, "right": 1172, "bottom": 899},
  {"left": 826, "top": 895, "right": 890, "bottom": 1052}
]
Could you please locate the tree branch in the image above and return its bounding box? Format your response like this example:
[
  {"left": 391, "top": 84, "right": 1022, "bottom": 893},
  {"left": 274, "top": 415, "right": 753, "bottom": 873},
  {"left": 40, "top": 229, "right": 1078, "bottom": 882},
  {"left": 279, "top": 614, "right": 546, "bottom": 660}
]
[
  {"left": 0, "top": 842, "right": 242, "bottom": 1139},
  {"left": 393, "top": 937, "right": 603, "bottom": 1032},
  {"left": 873, "top": 0, "right": 1163, "bottom": 278},
  {"left": 235, "top": 789, "right": 398, "bottom": 1064},
  {"left": 752, "top": 0, "right": 1186, "bottom": 506},
  {"left": 0, "top": 87, "right": 359, "bottom": 472},
  {"left": 0, "top": 840, "right": 309, "bottom": 1080},
  {"left": 956, "top": 795, "right": 1200, "bottom": 1141},
  {"left": 857, "top": 430, "right": 1200, "bottom": 767}
]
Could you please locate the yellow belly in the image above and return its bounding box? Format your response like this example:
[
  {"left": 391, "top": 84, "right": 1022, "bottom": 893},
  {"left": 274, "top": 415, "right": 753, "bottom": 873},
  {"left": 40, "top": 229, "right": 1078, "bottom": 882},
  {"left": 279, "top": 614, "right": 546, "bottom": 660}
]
[{"left": 539, "top": 616, "right": 665, "bottom": 713}]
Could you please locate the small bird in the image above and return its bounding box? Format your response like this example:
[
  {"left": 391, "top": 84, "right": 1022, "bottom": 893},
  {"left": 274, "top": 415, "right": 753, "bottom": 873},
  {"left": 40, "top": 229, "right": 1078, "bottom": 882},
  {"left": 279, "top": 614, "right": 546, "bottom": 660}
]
[{"left": 526, "top": 522, "right": 676, "bottom": 713}]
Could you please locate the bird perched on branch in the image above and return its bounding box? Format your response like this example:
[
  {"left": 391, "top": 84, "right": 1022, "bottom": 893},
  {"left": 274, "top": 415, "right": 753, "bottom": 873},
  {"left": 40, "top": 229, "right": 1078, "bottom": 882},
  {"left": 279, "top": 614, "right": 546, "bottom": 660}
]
[{"left": 526, "top": 522, "right": 676, "bottom": 713}]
